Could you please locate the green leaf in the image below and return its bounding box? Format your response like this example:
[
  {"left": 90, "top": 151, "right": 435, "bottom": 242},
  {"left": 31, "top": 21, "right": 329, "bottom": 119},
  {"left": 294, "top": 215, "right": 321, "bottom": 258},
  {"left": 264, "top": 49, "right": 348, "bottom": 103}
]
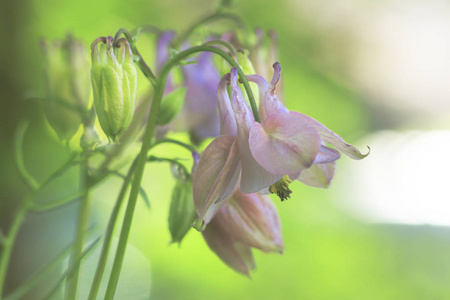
[{"left": 156, "top": 87, "right": 186, "bottom": 125}]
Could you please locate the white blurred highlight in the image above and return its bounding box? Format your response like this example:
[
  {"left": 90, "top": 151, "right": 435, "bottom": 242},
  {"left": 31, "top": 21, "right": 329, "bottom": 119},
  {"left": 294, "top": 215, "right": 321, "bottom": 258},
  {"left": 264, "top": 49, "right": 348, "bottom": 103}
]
[{"left": 337, "top": 131, "right": 450, "bottom": 226}]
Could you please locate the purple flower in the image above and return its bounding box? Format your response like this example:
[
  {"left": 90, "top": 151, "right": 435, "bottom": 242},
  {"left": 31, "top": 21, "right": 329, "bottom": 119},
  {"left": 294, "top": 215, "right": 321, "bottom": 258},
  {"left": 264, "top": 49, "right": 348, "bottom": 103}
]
[{"left": 202, "top": 189, "right": 283, "bottom": 276}]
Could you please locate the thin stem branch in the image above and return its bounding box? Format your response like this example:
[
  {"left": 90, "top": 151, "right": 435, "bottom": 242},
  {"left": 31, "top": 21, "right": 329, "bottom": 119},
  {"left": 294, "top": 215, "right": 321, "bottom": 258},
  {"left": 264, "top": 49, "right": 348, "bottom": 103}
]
[
  {"left": 172, "top": 12, "right": 247, "bottom": 48},
  {"left": 114, "top": 28, "right": 157, "bottom": 87},
  {"left": 87, "top": 160, "right": 136, "bottom": 300},
  {"left": 65, "top": 155, "right": 91, "bottom": 300},
  {"left": 3, "top": 243, "right": 74, "bottom": 300},
  {"left": 0, "top": 199, "right": 29, "bottom": 298},
  {"left": 150, "top": 138, "right": 198, "bottom": 153}
]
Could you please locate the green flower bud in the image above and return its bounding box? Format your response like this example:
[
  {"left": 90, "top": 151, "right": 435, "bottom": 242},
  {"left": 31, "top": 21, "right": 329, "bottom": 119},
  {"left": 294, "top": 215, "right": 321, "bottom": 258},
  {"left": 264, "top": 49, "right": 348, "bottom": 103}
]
[
  {"left": 41, "top": 35, "right": 90, "bottom": 142},
  {"left": 168, "top": 178, "right": 197, "bottom": 244},
  {"left": 91, "top": 36, "right": 137, "bottom": 143}
]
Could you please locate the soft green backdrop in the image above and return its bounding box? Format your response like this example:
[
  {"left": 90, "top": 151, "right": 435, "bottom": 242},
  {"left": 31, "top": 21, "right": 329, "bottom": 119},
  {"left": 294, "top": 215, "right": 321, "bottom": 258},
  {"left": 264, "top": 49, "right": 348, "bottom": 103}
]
[{"left": 1, "top": 0, "right": 450, "bottom": 299}]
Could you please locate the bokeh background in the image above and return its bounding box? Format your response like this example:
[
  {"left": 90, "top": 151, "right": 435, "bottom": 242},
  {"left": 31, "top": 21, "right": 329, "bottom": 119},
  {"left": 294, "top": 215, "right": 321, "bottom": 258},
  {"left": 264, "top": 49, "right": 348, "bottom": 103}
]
[{"left": 2, "top": 0, "right": 450, "bottom": 299}]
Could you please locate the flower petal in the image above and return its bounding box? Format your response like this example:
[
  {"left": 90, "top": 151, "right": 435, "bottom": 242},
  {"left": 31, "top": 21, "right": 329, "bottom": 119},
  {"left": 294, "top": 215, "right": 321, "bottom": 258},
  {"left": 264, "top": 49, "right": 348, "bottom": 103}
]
[
  {"left": 297, "top": 162, "right": 336, "bottom": 188},
  {"left": 217, "top": 73, "right": 237, "bottom": 136},
  {"left": 314, "top": 145, "right": 341, "bottom": 164},
  {"left": 230, "top": 68, "right": 282, "bottom": 193},
  {"left": 220, "top": 190, "right": 283, "bottom": 253},
  {"left": 202, "top": 218, "right": 255, "bottom": 276},
  {"left": 290, "top": 111, "right": 370, "bottom": 160},
  {"left": 249, "top": 111, "right": 321, "bottom": 175},
  {"left": 193, "top": 135, "right": 241, "bottom": 229}
]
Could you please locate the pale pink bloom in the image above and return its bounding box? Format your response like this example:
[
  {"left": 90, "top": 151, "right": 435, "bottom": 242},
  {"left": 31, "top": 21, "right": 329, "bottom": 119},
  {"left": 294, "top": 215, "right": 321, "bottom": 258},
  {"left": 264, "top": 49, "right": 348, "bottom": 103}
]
[
  {"left": 202, "top": 189, "right": 283, "bottom": 276},
  {"left": 193, "top": 64, "right": 368, "bottom": 229},
  {"left": 246, "top": 62, "right": 368, "bottom": 188}
]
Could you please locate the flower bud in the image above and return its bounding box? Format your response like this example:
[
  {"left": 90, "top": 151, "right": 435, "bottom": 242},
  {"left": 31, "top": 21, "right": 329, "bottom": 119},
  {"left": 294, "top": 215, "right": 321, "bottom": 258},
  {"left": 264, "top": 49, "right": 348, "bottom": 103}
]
[
  {"left": 41, "top": 35, "right": 90, "bottom": 141},
  {"left": 168, "top": 178, "right": 197, "bottom": 244},
  {"left": 91, "top": 36, "right": 137, "bottom": 143}
]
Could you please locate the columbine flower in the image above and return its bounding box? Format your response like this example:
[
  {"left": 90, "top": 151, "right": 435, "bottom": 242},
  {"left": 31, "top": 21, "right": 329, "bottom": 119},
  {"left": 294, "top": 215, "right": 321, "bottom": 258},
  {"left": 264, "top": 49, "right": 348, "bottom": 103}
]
[
  {"left": 246, "top": 62, "right": 368, "bottom": 190},
  {"left": 202, "top": 189, "right": 283, "bottom": 276},
  {"left": 194, "top": 64, "right": 368, "bottom": 229},
  {"left": 154, "top": 33, "right": 221, "bottom": 143},
  {"left": 193, "top": 69, "right": 282, "bottom": 229}
]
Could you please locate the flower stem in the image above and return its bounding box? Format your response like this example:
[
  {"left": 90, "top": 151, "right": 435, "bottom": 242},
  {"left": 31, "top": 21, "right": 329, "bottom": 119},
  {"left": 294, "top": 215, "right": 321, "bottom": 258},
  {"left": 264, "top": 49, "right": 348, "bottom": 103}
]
[
  {"left": 65, "top": 155, "right": 91, "bottom": 300},
  {"left": 172, "top": 12, "right": 247, "bottom": 48},
  {"left": 104, "top": 44, "right": 258, "bottom": 299},
  {"left": 0, "top": 200, "right": 29, "bottom": 298},
  {"left": 114, "top": 28, "right": 157, "bottom": 87},
  {"left": 87, "top": 160, "right": 136, "bottom": 300}
]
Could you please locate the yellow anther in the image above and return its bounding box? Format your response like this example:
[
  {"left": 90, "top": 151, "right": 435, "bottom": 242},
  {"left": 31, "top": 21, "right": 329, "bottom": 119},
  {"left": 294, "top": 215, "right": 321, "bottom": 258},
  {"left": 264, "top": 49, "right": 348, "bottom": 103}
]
[{"left": 269, "top": 175, "right": 293, "bottom": 202}]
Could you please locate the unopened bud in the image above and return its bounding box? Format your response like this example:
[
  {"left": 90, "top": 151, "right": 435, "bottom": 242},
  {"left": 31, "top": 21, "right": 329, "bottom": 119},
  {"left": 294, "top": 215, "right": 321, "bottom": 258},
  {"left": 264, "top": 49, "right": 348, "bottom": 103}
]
[
  {"left": 91, "top": 36, "right": 137, "bottom": 143},
  {"left": 41, "top": 35, "right": 90, "bottom": 142},
  {"left": 168, "top": 179, "right": 197, "bottom": 244}
]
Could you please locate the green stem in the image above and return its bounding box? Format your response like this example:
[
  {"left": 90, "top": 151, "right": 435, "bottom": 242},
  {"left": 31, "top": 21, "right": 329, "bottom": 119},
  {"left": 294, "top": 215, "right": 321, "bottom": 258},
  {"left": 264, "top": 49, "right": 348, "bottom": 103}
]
[
  {"left": 29, "top": 191, "right": 84, "bottom": 213},
  {"left": 43, "top": 237, "right": 101, "bottom": 300},
  {"left": 147, "top": 156, "right": 190, "bottom": 179},
  {"left": 87, "top": 161, "right": 136, "bottom": 300},
  {"left": 65, "top": 155, "right": 91, "bottom": 300},
  {"left": 114, "top": 28, "right": 157, "bottom": 87},
  {"left": 150, "top": 138, "right": 198, "bottom": 153},
  {"left": 104, "top": 44, "right": 259, "bottom": 299},
  {"left": 0, "top": 199, "right": 29, "bottom": 298},
  {"left": 172, "top": 13, "right": 246, "bottom": 48},
  {"left": 202, "top": 40, "right": 237, "bottom": 57},
  {"left": 3, "top": 243, "right": 74, "bottom": 300}
]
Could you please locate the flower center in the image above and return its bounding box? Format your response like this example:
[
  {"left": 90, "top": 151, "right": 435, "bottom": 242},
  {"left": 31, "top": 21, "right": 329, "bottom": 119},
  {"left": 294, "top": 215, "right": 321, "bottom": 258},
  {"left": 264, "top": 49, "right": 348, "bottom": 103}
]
[{"left": 269, "top": 175, "right": 293, "bottom": 201}]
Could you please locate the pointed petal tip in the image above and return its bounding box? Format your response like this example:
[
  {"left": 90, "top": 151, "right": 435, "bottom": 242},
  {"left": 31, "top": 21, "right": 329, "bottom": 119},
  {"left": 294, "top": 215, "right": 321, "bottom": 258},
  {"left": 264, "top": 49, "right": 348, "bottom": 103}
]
[
  {"left": 272, "top": 62, "right": 281, "bottom": 70},
  {"left": 193, "top": 218, "right": 206, "bottom": 232},
  {"left": 352, "top": 145, "right": 370, "bottom": 160}
]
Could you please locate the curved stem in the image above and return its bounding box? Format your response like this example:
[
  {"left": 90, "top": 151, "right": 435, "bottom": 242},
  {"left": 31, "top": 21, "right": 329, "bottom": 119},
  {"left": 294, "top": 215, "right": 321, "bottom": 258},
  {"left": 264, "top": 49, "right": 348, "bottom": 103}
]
[
  {"left": 87, "top": 160, "right": 136, "bottom": 300},
  {"left": 104, "top": 43, "right": 259, "bottom": 299},
  {"left": 150, "top": 138, "right": 198, "bottom": 153},
  {"left": 147, "top": 156, "right": 190, "bottom": 179},
  {"left": 202, "top": 40, "right": 237, "bottom": 57},
  {"left": 172, "top": 12, "right": 247, "bottom": 48},
  {"left": 114, "top": 28, "right": 157, "bottom": 87},
  {"left": 0, "top": 199, "right": 29, "bottom": 298},
  {"left": 14, "top": 121, "right": 39, "bottom": 191},
  {"left": 65, "top": 155, "right": 91, "bottom": 300}
]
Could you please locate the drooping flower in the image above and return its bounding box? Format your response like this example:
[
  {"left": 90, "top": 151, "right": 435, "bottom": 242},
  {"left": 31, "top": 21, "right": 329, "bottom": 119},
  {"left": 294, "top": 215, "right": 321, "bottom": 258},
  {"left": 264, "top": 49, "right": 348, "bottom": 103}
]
[
  {"left": 193, "top": 69, "right": 283, "bottom": 229},
  {"left": 193, "top": 64, "right": 368, "bottom": 228},
  {"left": 202, "top": 189, "right": 283, "bottom": 276},
  {"left": 154, "top": 33, "right": 221, "bottom": 142},
  {"left": 246, "top": 62, "right": 369, "bottom": 189}
]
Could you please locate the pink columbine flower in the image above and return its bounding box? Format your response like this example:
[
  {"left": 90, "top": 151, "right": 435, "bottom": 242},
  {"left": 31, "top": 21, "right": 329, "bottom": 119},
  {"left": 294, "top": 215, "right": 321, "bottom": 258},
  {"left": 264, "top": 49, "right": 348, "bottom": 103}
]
[
  {"left": 202, "top": 189, "right": 283, "bottom": 276},
  {"left": 193, "top": 64, "right": 368, "bottom": 229},
  {"left": 246, "top": 62, "right": 368, "bottom": 189}
]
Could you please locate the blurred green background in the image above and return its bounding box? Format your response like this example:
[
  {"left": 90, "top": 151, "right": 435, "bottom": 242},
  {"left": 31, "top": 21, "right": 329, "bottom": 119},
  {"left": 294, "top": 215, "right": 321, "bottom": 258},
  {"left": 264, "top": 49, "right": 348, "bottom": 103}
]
[{"left": 2, "top": 0, "right": 450, "bottom": 299}]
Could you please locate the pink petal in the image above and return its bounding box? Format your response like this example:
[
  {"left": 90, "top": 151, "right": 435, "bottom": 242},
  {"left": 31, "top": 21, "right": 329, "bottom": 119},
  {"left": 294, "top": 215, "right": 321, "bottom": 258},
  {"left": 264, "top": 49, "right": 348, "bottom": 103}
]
[
  {"left": 202, "top": 216, "right": 255, "bottom": 276},
  {"left": 290, "top": 111, "right": 370, "bottom": 160},
  {"left": 314, "top": 145, "right": 341, "bottom": 164},
  {"left": 249, "top": 111, "right": 321, "bottom": 175},
  {"left": 297, "top": 162, "right": 336, "bottom": 188},
  {"left": 217, "top": 73, "right": 237, "bottom": 136},
  {"left": 230, "top": 68, "right": 282, "bottom": 193},
  {"left": 193, "top": 136, "right": 241, "bottom": 229},
  {"left": 220, "top": 190, "right": 283, "bottom": 253}
]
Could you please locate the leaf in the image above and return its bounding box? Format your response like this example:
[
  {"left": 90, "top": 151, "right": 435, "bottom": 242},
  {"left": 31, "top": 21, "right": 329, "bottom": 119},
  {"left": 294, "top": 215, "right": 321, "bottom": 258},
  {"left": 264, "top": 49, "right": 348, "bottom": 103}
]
[{"left": 156, "top": 87, "right": 186, "bottom": 125}]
